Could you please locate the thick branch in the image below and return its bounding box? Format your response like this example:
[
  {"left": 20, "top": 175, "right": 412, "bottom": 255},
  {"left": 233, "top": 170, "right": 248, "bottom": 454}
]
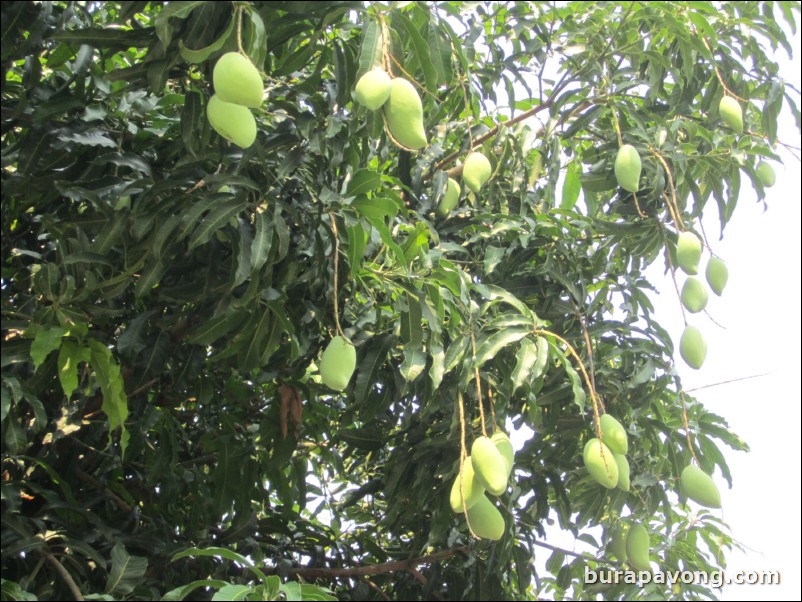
[
  {"left": 269, "top": 546, "right": 470, "bottom": 579},
  {"left": 428, "top": 74, "right": 574, "bottom": 177},
  {"left": 42, "top": 548, "right": 84, "bottom": 601}
]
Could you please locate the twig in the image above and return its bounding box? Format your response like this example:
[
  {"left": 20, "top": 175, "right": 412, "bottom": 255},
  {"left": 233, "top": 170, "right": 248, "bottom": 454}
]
[
  {"left": 684, "top": 372, "right": 772, "bottom": 393},
  {"left": 328, "top": 213, "right": 344, "bottom": 338}
]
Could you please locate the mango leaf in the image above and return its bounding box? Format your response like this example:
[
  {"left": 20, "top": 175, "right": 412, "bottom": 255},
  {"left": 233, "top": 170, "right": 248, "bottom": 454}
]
[
  {"left": 188, "top": 200, "right": 249, "bottom": 251},
  {"left": 88, "top": 340, "right": 129, "bottom": 454},
  {"left": 250, "top": 211, "right": 272, "bottom": 273},
  {"left": 29, "top": 326, "right": 67, "bottom": 371},
  {"left": 346, "top": 169, "right": 382, "bottom": 197},
  {"left": 58, "top": 340, "right": 91, "bottom": 400},
  {"left": 400, "top": 347, "right": 426, "bottom": 383},
  {"left": 351, "top": 196, "right": 399, "bottom": 219},
  {"left": 473, "top": 327, "right": 532, "bottom": 369},
  {"left": 281, "top": 582, "right": 337, "bottom": 601},
  {"left": 511, "top": 338, "right": 539, "bottom": 393},
  {"left": 244, "top": 8, "right": 267, "bottom": 69},
  {"left": 357, "top": 20, "right": 383, "bottom": 74},
  {"left": 394, "top": 12, "right": 437, "bottom": 93},
  {"left": 560, "top": 160, "right": 582, "bottom": 210},
  {"left": 237, "top": 305, "right": 274, "bottom": 372},
  {"left": 346, "top": 223, "right": 366, "bottom": 277},
  {"left": 211, "top": 585, "right": 253, "bottom": 601},
  {"left": 170, "top": 547, "right": 267, "bottom": 582},
  {"left": 155, "top": 1, "right": 206, "bottom": 48},
  {"left": 547, "top": 339, "right": 586, "bottom": 411},
  {"left": 179, "top": 15, "right": 235, "bottom": 63},
  {"left": 105, "top": 542, "right": 148, "bottom": 597},
  {"left": 354, "top": 334, "right": 393, "bottom": 407},
  {"left": 161, "top": 579, "right": 230, "bottom": 601}
]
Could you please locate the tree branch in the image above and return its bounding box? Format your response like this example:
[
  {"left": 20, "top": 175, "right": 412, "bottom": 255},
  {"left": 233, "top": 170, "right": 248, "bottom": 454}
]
[
  {"left": 268, "top": 546, "right": 470, "bottom": 579},
  {"left": 428, "top": 74, "right": 574, "bottom": 178},
  {"left": 42, "top": 548, "right": 84, "bottom": 601}
]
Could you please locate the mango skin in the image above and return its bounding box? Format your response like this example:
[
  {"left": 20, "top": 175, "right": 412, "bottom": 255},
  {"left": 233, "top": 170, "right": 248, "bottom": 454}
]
[
  {"left": 681, "top": 464, "right": 721, "bottom": 508},
  {"left": 319, "top": 336, "right": 356, "bottom": 391},
  {"left": 436, "top": 178, "right": 461, "bottom": 217},
  {"left": 490, "top": 431, "right": 514, "bottom": 478},
  {"left": 583, "top": 438, "right": 618, "bottom": 489},
  {"left": 680, "top": 325, "right": 707, "bottom": 370},
  {"left": 676, "top": 231, "right": 702, "bottom": 275},
  {"left": 614, "top": 453, "right": 630, "bottom": 492},
  {"left": 471, "top": 436, "right": 509, "bottom": 496},
  {"left": 465, "top": 494, "right": 505, "bottom": 541},
  {"left": 450, "top": 457, "right": 485, "bottom": 513},
  {"left": 462, "top": 152, "right": 492, "bottom": 193},
  {"left": 705, "top": 257, "right": 728, "bottom": 296},
  {"left": 384, "top": 78, "right": 427, "bottom": 150},
  {"left": 719, "top": 96, "right": 743, "bottom": 133},
  {"left": 756, "top": 161, "right": 776, "bottom": 187},
  {"left": 608, "top": 524, "right": 629, "bottom": 562},
  {"left": 681, "top": 277, "right": 709, "bottom": 313},
  {"left": 207, "top": 95, "right": 257, "bottom": 149},
  {"left": 600, "top": 414, "right": 628, "bottom": 455},
  {"left": 614, "top": 144, "right": 642, "bottom": 192},
  {"left": 213, "top": 52, "right": 263, "bottom": 108},
  {"left": 626, "top": 523, "right": 651, "bottom": 571},
  {"left": 354, "top": 68, "right": 392, "bottom": 111}
]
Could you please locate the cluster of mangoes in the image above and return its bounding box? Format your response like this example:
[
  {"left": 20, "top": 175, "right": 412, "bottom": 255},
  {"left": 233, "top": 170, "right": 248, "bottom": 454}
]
[
  {"left": 206, "top": 52, "right": 264, "bottom": 149},
  {"left": 674, "top": 231, "right": 731, "bottom": 370},
  {"left": 353, "top": 67, "right": 427, "bottom": 150},
  {"left": 353, "top": 67, "right": 494, "bottom": 218},
  {"left": 583, "top": 414, "right": 630, "bottom": 492},
  {"left": 435, "top": 152, "right": 493, "bottom": 217},
  {"left": 719, "top": 95, "right": 777, "bottom": 188},
  {"left": 449, "top": 432, "right": 515, "bottom": 541},
  {"left": 607, "top": 521, "right": 652, "bottom": 571}
]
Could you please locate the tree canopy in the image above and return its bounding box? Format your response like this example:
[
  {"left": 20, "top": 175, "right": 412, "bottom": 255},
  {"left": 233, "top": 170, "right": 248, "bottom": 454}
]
[{"left": 2, "top": 1, "right": 800, "bottom": 600}]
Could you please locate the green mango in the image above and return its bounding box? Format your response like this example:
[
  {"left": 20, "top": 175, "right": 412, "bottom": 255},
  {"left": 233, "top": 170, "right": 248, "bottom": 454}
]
[
  {"left": 384, "top": 78, "right": 427, "bottom": 150},
  {"left": 676, "top": 231, "right": 702, "bottom": 275},
  {"left": 471, "top": 435, "right": 509, "bottom": 495},
  {"left": 756, "top": 161, "right": 776, "bottom": 187},
  {"left": 436, "top": 178, "right": 461, "bottom": 217},
  {"left": 680, "top": 325, "right": 706, "bottom": 370},
  {"left": 213, "top": 52, "right": 264, "bottom": 108},
  {"left": 719, "top": 96, "right": 743, "bottom": 133},
  {"left": 614, "top": 453, "right": 630, "bottom": 492},
  {"left": 608, "top": 523, "right": 629, "bottom": 562},
  {"left": 462, "top": 152, "right": 492, "bottom": 193},
  {"left": 600, "top": 414, "right": 628, "bottom": 455},
  {"left": 465, "top": 494, "right": 505, "bottom": 541},
  {"left": 449, "top": 457, "right": 485, "bottom": 513},
  {"left": 490, "top": 431, "right": 514, "bottom": 478},
  {"left": 354, "top": 68, "right": 392, "bottom": 111},
  {"left": 705, "top": 257, "right": 728, "bottom": 296},
  {"left": 583, "top": 438, "right": 618, "bottom": 489},
  {"left": 319, "top": 335, "right": 356, "bottom": 391},
  {"left": 614, "top": 144, "right": 642, "bottom": 192},
  {"left": 681, "top": 463, "right": 721, "bottom": 508},
  {"left": 681, "top": 277, "right": 709, "bottom": 313},
  {"left": 207, "top": 95, "right": 257, "bottom": 149},
  {"left": 626, "top": 523, "right": 651, "bottom": 571}
]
